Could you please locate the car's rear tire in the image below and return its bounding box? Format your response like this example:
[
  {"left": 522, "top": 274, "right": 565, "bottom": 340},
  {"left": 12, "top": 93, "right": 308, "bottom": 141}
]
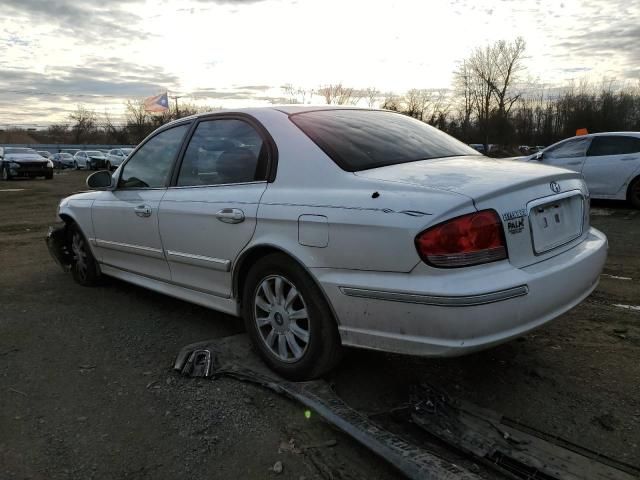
[
  {"left": 69, "top": 225, "right": 101, "bottom": 286},
  {"left": 628, "top": 177, "right": 640, "bottom": 209},
  {"left": 1, "top": 166, "right": 11, "bottom": 181},
  {"left": 242, "top": 253, "right": 343, "bottom": 380}
]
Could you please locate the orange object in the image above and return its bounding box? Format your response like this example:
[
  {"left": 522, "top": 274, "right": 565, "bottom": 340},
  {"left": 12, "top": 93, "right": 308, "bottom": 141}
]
[{"left": 576, "top": 128, "right": 588, "bottom": 136}]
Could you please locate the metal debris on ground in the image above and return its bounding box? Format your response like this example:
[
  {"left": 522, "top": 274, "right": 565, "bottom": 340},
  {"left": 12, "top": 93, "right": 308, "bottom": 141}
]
[
  {"left": 409, "top": 384, "right": 639, "bottom": 480},
  {"left": 174, "top": 335, "right": 480, "bottom": 480}
]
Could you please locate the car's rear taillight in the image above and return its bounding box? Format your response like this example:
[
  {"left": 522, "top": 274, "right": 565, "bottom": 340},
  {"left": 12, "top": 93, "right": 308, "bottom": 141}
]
[{"left": 415, "top": 210, "right": 507, "bottom": 268}]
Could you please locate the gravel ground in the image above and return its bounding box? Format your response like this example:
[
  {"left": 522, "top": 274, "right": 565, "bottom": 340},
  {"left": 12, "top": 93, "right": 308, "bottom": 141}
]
[{"left": 1, "top": 171, "right": 638, "bottom": 479}]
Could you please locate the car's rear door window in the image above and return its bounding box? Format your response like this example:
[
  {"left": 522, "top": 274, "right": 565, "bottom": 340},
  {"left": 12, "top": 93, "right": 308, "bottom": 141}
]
[
  {"left": 176, "top": 119, "right": 267, "bottom": 186},
  {"left": 118, "top": 124, "right": 189, "bottom": 189},
  {"left": 290, "top": 109, "right": 480, "bottom": 171},
  {"left": 587, "top": 136, "right": 640, "bottom": 156}
]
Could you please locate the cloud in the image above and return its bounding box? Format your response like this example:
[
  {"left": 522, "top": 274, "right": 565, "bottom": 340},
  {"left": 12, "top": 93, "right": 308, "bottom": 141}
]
[{"left": 2, "top": 0, "right": 149, "bottom": 42}]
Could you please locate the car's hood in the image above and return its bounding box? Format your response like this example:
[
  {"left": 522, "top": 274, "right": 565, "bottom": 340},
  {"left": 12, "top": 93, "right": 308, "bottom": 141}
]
[
  {"left": 5, "top": 153, "right": 48, "bottom": 163},
  {"left": 354, "top": 156, "right": 580, "bottom": 202}
]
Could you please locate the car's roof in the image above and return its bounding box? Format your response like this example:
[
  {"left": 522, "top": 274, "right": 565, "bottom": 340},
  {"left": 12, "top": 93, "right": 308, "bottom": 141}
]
[
  {"left": 578, "top": 131, "right": 640, "bottom": 138},
  {"left": 163, "top": 105, "right": 376, "bottom": 128}
]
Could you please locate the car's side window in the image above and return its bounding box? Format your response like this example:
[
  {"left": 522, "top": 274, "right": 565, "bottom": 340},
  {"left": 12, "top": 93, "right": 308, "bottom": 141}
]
[
  {"left": 176, "top": 119, "right": 267, "bottom": 187},
  {"left": 118, "top": 124, "right": 189, "bottom": 189},
  {"left": 545, "top": 138, "right": 590, "bottom": 159},
  {"left": 588, "top": 136, "right": 640, "bottom": 157}
]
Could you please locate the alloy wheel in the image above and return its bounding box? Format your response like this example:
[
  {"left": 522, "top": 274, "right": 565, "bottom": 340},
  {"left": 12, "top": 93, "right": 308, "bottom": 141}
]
[
  {"left": 253, "top": 275, "right": 310, "bottom": 362},
  {"left": 71, "top": 231, "right": 88, "bottom": 282}
]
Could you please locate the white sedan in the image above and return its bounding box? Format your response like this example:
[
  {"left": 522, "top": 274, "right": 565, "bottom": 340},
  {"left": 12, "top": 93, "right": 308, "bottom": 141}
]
[
  {"left": 47, "top": 107, "right": 608, "bottom": 380},
  {"left": 522, "top": 132, "right": 640, "bottom": 208}
]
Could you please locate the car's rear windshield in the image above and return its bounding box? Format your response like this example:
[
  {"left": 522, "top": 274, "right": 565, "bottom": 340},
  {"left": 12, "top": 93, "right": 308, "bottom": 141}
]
[{"left": 290, "top": 109, "right": 481, "bottom": 171}]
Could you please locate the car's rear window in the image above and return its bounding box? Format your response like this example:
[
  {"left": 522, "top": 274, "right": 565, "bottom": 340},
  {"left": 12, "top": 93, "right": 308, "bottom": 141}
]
[{"left": 290, "top": 109, "right": 480, "bottom": 171}]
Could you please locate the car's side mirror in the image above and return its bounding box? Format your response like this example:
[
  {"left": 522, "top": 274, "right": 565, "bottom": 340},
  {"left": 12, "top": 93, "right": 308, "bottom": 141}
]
[
  {"left": 87, "top": 170, "right": 113, "bottom": 190},
  {"left": 535, "top": 151, "right": 544, "bottom": 161}
]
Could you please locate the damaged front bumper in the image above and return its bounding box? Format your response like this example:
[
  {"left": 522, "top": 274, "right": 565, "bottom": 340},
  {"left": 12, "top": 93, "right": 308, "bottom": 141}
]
[{"left": 46, "top": 223, "right": 72, "bottom": 271}]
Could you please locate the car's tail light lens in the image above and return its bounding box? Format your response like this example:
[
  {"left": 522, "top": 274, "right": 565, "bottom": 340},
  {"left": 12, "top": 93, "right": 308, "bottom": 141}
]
[{"left": 415, "top": 210, "right": 507, "bottom": 267}]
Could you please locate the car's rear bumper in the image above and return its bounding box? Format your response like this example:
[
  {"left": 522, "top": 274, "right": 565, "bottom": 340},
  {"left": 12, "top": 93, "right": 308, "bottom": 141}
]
[{"left": 314, "top": 227, "right": 608, "bottom": 357}]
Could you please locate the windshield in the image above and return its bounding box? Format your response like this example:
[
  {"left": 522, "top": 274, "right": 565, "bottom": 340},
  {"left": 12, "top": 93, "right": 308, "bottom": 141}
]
[
  {"left": 5, "top": 147, "right": 38, "bottom": 155},
  {"left": 85, "top": 151, "right": 104, "bottom": 157},
  {"left": 121, "top": 148, "right": 134, "bottom": 154},
  {"left": 290, "top": 109, "right": 481, "bottom": 172},
  {"left": 60, "top": 153, "right": 72, "bottom": 159}
]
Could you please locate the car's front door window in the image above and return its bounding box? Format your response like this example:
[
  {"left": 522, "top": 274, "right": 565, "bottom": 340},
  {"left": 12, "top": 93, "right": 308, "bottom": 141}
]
[
  {"left": 545, "top": 138, "right": 590, "bottom": 159},
  {"left": 119, "top": 124, "right": 189, "bottom": 189}
]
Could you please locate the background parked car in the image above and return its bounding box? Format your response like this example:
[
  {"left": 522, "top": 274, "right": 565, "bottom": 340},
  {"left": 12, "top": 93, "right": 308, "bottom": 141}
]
[
  {"left": 72, "top": 151, "right": 107, "bottom": 170},
  {"left": 50, "top": 152, "right": 74, "bottom": 169},
  {"left": 105, "top": 147, "right": 134, "bottom": 170},
  {"left": 0, "top": 146, "right": 53, "bottom": 180},
  {"left": 37, "top": 150, "right": 52, "bottom": 159},
  {"left": 522, "top": 132, "right": 640, "bottom": 208}
]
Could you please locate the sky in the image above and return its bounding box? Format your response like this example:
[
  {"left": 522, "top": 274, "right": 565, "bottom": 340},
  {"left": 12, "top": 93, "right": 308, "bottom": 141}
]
[{"left": 1, "top": 0, "right": 639, "bottom": 126}]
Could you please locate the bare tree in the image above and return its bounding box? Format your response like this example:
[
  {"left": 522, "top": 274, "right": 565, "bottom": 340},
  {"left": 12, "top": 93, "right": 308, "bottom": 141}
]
[
  {"left": 364, "top": 87, "right": 380, "bottom": 108},
  {"left": 381, "top": 92, "right": 401, "bottom": 111},
  {"left": 317, "top": 84, "right": 356, "bottom": 105},
  {"left": 69, "top": 105, "right": 97, "bottom": 143}
]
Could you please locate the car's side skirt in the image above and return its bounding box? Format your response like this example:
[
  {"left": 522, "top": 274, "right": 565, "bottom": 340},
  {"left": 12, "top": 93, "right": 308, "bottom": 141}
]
[{"left": 99, "top": 263, "right": 241, "bottom": 317}]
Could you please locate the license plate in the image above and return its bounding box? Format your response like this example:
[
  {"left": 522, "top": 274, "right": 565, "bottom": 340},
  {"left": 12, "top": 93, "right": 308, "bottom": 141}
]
[{"left": 529, "top": 194, "right": 584, "bottom": 254}]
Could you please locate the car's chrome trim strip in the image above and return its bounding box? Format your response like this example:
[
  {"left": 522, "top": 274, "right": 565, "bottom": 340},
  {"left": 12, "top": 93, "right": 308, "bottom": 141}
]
[
  {"left": 339, "top": 285, "right": 529, "bottom": 307},
  {"left": 94, "top": 239, "right": 164, "bottom": 259},
  {"left": 165, "top": 250, "right": 231, "bottom": 271}
]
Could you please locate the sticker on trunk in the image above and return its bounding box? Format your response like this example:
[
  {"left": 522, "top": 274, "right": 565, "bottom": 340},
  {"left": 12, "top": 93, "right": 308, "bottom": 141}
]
[
  {"left": 503, "top": 209, "right": 526, "bottom": 234},
  {"left": 507, "top": 216, "right": 525, "bottom": 234}
]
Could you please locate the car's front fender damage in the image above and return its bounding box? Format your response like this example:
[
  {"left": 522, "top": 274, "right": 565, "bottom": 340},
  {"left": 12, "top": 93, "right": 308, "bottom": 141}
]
[{"left": 46, "top": 223, "right": 72, "bottom": 271}]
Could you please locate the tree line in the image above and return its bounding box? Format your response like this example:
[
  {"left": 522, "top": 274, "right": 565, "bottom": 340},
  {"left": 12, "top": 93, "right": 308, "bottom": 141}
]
[{"left": 2, "top": 37, "right": 640, "bottom": 150}]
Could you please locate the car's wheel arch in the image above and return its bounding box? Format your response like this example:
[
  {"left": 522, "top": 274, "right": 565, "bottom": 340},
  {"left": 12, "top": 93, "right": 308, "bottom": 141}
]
[
  {"left": 232, "top": 243, "right": 341, "bottom": 325},
  {"left": 626, "top": 174, "right": 640, "bottom": 205}
]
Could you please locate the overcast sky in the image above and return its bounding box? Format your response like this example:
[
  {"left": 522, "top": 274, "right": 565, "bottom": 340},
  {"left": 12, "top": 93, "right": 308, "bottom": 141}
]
[{"left": 1, "top": 0, "right": 638, "bottom": 126}]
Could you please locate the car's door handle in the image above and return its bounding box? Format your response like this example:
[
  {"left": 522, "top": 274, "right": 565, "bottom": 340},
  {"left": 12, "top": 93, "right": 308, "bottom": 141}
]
[
  {"left": 215, "top": 208, "right": 244, "bottom": 224},
  {"left": 134, "top": 205, "right": 152, "bottom": 218}
]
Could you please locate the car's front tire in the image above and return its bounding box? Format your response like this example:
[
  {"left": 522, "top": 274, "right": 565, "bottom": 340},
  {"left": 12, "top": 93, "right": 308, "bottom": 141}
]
[
  {"left": 69, "top": 225, "right": 101, "bottom": 286},
  {"left": 242, "top": 253, "right": 343, "bottom": 380},
  {"left": 628, "top": 177, "right": 640, "bottom": 209}
]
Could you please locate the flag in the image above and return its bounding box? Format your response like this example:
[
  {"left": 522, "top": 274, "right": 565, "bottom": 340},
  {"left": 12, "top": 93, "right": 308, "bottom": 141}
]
[{"left": 144, "top": 92, "right": 169, "bottom": 113}]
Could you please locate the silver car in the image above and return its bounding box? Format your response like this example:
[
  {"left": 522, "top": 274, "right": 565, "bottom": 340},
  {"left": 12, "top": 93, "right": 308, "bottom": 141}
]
[
  {"left": 524, "top": 132, "right": 640, "bottom": 208},
  {"left": 47, "top": 107, "right": 607, "bottom": 380},
  {"left": 105, "top": 148, "right": 134, "bottom": 170}
]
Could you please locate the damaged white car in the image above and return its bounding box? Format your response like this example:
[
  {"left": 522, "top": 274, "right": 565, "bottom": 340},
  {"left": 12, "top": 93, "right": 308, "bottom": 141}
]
[{"left": 47, "top": 107, "right": 608, "bottom": 380}]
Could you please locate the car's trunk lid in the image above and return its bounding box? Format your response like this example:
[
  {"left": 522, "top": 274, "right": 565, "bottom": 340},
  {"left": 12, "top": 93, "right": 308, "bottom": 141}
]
[{"left": 355, "top": 156, "right": 590, "bottom": 268}]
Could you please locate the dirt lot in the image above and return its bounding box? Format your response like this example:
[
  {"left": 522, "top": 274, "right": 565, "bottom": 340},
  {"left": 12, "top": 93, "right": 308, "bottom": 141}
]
[{"left": 1, "top": 171, "right": 639, "bottom": 479}]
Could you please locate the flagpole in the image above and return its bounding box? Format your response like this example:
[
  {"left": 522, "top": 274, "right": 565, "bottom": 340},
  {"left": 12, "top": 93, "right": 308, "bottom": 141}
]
[{"left": 169, "top": 94, "right": 182, "bottom": 117}]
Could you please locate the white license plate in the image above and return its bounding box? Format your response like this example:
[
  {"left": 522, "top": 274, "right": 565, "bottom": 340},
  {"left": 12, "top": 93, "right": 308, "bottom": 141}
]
[{"left": 529, "top": 194, "right": 584, "bottom": 254}]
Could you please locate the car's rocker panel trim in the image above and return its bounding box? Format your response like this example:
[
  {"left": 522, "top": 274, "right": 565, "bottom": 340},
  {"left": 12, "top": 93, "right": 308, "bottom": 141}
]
[
  {"left": 99, "top": 263, "right": 238, "bottom": 315},
  {"left": 93, "top": 238, "right": 164, "bottom": 259},
  {"left": 165, "top": 250, "right": 231, "bottom": 271},
  {"left": 99, "top": 262, "right": 232, "bottom": 299},
  {"left": 339, "top": 285, "right": 529, "bottom": 307}
]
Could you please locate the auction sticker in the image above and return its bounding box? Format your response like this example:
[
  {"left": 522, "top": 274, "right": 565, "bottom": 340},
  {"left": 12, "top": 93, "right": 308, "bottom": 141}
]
[{"left": 502, "top": 209, "right": 526, "bottom": 235}]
